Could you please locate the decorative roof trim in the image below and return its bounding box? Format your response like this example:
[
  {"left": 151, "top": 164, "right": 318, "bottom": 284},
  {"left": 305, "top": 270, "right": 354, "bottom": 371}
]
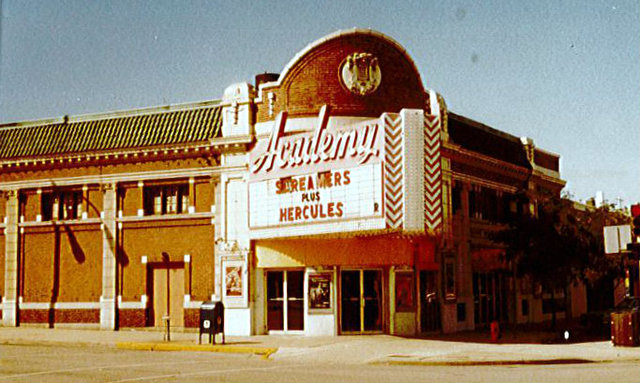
[{"left": 0, "top": 141, "right": 217, "bottom": 168}]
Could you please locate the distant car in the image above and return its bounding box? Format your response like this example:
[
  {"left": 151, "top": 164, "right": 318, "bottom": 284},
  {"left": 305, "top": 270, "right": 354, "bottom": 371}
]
[
  {"left": 580, "top": 296, "right": 640, "bottom": 336},
  {"left": 612, "top": 296, "right": 640, "bottom": 312}
]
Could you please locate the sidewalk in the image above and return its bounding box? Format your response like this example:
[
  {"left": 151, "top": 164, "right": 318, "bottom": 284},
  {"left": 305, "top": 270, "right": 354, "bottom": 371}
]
[{"left": 1, "top": 326, "right": 639, "bottom": 366}]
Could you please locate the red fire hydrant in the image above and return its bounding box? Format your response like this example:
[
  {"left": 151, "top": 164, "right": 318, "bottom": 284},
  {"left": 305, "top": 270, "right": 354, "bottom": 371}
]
[{"left": 490, "top": 321, "right": 500, "bottom": 343}]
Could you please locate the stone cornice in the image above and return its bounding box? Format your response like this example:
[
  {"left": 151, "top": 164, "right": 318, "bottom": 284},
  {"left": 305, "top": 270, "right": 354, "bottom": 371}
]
[
  {"left": 0, "top": 165, "right": 245, "bottom": 191},
  {"left": 0, "top": 135, "right": 253, "bottom": 171},
  {"left": 443, "top": 142, "right": 530, "bottom": 178},
  {"left": 451, "top": 173, "right": 519, "bottom": 194}
]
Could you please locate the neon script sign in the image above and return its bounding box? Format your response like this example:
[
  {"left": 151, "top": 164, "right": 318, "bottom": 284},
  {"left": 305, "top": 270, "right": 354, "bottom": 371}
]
[{"left": 251, "top": 105, "right": 380, "bottom": 174}]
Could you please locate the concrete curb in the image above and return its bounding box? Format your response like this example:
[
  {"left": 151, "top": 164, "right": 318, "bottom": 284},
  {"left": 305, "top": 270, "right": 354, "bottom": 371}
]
[
  {"left": 115, "top": 342, "right": 278, "bottom": 359},
  {"left": 371, "top": 358, "right": 601, "bottom": 367},
  {"left": 0, "top": 339, "right": 111, "bottom": 349}
]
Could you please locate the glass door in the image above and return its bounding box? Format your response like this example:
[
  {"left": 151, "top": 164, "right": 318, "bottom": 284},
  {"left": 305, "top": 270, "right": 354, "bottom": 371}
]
[
  {"left": 420, "top": 270, "right": 441, "bottom": 332},
  {"left": 341, "top": 270, "right": 361, "bottom": 332},
  {"left": 286, "top": 271, "right": 304, "bottom": 331},
  {"left": 266, "top": 270, "right": 304, "bottom": 333},
  {"left": 363, "top": 270, "right": 382, "bottom": 332},
  {"left": 473, "top": 271, "right": 508, "bottom": 327},
  {"left": 267, "top": 271, "right": 284, "bottom": 331},
  {"left": 341, "top": 270, "right": 383, "bottom": 333}
]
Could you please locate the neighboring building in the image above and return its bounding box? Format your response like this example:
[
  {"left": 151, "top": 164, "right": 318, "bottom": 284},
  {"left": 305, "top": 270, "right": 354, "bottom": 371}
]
[{"left": 0, "top": 29, "right": 583, "bottom": 335}]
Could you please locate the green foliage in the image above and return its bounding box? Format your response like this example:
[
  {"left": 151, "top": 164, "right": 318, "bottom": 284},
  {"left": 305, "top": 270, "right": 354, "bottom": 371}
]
[{"left": 492, "top": 192, "right": 628, "bottom": 291}]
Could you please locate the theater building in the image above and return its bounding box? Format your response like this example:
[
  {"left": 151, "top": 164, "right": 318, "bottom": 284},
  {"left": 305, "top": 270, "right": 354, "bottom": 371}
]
[{"left": 0, "top": 29, "right": 584, "bottom": 336}]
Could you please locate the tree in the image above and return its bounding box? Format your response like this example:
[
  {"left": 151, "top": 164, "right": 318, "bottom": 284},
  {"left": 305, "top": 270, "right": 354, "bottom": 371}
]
[{"left": 491, "top": 192, "right": 621, "bottom": 330}]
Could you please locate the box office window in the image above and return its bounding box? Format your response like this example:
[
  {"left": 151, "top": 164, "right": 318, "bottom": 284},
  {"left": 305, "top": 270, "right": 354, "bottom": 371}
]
[
  {"left": 144, "top": 184, "right": 188, "bottom": 215},
  {"left": 41, "top": 190, "right": 81, "bottom": 221}
]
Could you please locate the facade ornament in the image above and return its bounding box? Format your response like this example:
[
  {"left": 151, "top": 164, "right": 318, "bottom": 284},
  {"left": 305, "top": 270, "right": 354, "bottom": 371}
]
[
  {"left": 100, "top": 183, "right": 117, "bottom": 193},
  {"left": 520, "top": 137, "right": 535, "bottom": 165},
  {"left": 340, "top": 52, "right": 381, "bottom": 96},
  {"left": 215, "top": 238, "right": 248, "bottom": 253},
  {"left": 231, "top": 100, "right": 239, "bottom": 125},
  {"left": 267, "top": 92, "right": 276, "bottom": 117}
]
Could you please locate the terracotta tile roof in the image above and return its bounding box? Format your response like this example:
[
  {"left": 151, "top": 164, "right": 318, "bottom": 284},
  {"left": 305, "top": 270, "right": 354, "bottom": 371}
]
[{"left": 0, "top": 106, "right": 222, "bottom": 160}]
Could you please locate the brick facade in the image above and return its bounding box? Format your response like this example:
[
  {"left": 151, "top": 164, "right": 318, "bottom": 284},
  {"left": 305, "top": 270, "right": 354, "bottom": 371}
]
[{"left": 0, "top": 28, "right": 578, "bottom": 335}]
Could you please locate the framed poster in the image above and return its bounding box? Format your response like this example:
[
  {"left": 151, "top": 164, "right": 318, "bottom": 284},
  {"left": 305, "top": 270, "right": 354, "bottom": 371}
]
[
  {"left": 222, "top": 258, "right": 248, "bottom": 307},
  {"left": 395, "top": 271, "right": 415, "bottom": 312},
  {"left": 225, "top": 265, "right": 243, "bottom": 296},
  {"left": 308, "top": 273, "right": 332, "bottom": 311}
]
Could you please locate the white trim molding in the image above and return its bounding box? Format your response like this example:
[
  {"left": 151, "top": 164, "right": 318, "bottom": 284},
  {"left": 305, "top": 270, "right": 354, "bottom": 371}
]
[{"left": 19, "top": 302, "right": 101, "bottom": 310}]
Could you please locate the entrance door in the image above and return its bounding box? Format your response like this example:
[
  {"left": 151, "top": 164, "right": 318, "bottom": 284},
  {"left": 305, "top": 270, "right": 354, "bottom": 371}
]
[
  {"left": 473, "top": 271, "right": 508, "bottom": 327},
  {"left": 266, "top": 270, "right": 304, "bottom": 332},
  {"left": 420, "top": 270, "right": 441, "bottom": 332},
  {"left": 341, "top": 270, "right": 382, "bottom": 333},
  {"left": 152, "top": 267, "right": 184, "bottom": 327}
]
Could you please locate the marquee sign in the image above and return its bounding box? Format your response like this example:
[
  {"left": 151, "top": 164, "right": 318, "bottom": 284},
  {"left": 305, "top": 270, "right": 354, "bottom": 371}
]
[
  {"left": 250, "top": 106, "right": 382, "bottom": 180},
  {"left": 249, "top": 106, "right": 384, "bottom": 229}
]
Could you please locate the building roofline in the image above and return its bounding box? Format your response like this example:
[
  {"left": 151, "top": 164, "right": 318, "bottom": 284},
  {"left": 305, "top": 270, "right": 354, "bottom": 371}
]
[
  {"left": 534, "top": 146, "right": 561, "bottom": 159},
  {"left": 449, "top": 111, "right": 561, "bottom": 161},
  {"left": 0, "top": 99, "right": 222, "bottom": 130},
  {"left": 448, "top": 111, "right": 522, "bottom": 144},
  {"left": 257, "top": 27, "right": 424, "bottom": 94}
]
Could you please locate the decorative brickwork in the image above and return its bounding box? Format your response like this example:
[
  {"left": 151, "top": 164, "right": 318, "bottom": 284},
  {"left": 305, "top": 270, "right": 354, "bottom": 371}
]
[
  {"left": 384, "top": 113, "right": 403, "bottom": 229},
  {"left": 424, "top": 113, "right": 442, "bottom": 233},
  {"left": 19, "top": 309, "right": 100, "bottom": 324},
  {"left": 118, "top": 309, "right": 147, "bottom": 328},
  {"left": 256, "top": 30, "right": 425, "bottom": 122},
  {"left": 184, "top": 308, "right": 199, "bottom": 328}
]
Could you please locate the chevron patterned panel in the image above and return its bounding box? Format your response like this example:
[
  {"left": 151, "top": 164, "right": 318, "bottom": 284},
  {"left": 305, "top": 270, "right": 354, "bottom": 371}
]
[
  {"left": 384, "top": 113, "right": 403, "bottom": 229},
  {"left": 424, "top": 114, "right": 442, "bottom": 232}
]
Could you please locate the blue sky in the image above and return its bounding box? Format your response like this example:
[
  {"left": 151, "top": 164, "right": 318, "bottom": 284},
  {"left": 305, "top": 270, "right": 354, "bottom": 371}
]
[{"left": 1, "top": 1, "right": 638, "bottom": 206}]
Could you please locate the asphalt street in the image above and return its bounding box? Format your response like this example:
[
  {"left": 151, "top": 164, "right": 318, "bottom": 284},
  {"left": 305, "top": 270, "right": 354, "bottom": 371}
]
[{"left": 1, "top": 344, "right": 639, "bottom": 383}]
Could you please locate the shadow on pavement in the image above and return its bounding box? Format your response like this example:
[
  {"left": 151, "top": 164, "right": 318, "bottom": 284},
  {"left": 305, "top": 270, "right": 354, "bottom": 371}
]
[{"left": 411, "top": 328, "right": 609, "bottom": 345}]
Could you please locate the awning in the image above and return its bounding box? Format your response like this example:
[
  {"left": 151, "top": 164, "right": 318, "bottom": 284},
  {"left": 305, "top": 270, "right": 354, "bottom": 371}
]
[{"left": 255, "top": 235, "right": 437, "bottom": 269}]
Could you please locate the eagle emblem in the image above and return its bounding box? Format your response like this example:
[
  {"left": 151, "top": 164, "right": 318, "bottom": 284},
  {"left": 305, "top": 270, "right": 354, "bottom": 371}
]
[{"left": 340, "top": 52, "right": 381, "bottom": 96}]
